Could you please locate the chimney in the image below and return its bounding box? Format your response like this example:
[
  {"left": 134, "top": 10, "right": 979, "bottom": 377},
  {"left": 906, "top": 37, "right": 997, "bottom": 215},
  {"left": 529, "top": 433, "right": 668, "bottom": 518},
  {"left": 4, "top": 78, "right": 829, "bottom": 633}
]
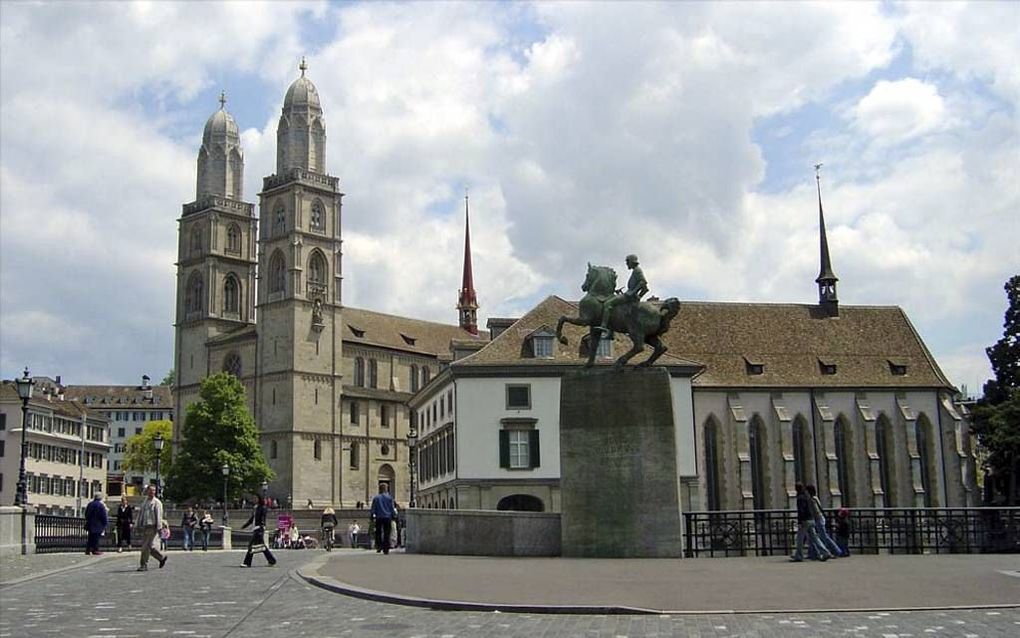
[{"left": 142, "top": 374, "right": 151, "bottom": 389}]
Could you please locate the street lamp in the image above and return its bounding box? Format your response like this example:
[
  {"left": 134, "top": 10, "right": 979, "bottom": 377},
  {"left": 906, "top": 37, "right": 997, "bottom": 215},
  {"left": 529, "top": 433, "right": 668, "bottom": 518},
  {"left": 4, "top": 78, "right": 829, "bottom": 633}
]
[
  {"left": 260, "top": 480, "right": 268, "bottom": 506},
  {"left": 221, "top": 464, "right": 230, "bottom": 526},
  {"left": 406, "top": 428, "right": 418, "bottom": 508},
  {"left": 153, "top": 433, "right": 165, "bottom": 499},
  {"left": 14, "top": 367, "right": 34, "bottom": 508}
]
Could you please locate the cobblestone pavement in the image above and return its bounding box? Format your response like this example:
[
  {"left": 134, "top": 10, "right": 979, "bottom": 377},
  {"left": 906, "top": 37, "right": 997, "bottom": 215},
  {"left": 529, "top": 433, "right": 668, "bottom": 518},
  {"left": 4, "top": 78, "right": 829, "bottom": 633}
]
[
  {"left": 1, "top": 550, "right": 1018, "bottom": 637},
  {"left": 0, "top": 550, "right": 109, "bottom": 585}
]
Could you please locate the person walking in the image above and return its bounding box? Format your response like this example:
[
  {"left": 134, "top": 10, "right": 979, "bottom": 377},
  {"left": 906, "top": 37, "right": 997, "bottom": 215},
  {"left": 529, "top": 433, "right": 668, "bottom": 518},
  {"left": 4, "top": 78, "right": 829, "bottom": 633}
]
[
  {"left": 115, "top": 496, "right": 134, "bottom": 553},
  {"left": 84, "top": 493, "right": 108, "bottom": 555},
  {"left": 321, "top": 507, "right": 338, "bottom": 550},
  {"left": 199, "top": 511, "right": 215, "bottom": 551},
  {"left": 370, "top": 484, "right": 397, "bottom": 555},
  {"left": 835, "top": 507, "right": 852, "bottom": 557},
  {"left": 348, "top": 520, "right": 360, "bottom": 548},
  {"left": 240, "top": 495, "right": 277, "bottom": 567},
  {"left": 806, "top": 484, "right": 844, "bottom": 558},
  {"left": 135, "top": 484, "right": 168, "bottom": 571},
  {"left": 791, "top": 482, "right": 829, "bottom": 562},
  {"left": 181, "top": 506, "right": 198, "bottom": 551}
]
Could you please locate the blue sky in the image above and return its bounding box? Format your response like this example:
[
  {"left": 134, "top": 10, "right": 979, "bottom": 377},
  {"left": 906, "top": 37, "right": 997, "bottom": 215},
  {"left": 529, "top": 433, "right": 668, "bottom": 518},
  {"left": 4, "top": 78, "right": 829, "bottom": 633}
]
[{"left": 0, "top": 1, "right": 1017, "bottom": 396}]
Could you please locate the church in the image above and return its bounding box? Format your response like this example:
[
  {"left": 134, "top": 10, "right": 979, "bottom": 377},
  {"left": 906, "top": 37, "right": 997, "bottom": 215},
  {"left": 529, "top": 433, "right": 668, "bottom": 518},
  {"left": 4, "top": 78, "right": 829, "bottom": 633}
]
[{"left": 173, "top": 60, "right": 483, "bottom": 507}]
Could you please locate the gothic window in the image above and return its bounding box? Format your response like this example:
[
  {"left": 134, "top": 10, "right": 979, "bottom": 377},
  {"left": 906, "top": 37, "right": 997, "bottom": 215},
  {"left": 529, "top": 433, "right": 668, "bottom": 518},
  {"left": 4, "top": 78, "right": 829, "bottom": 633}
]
[
  {"left": 410, "top": 365, "right": 419, "bottom": 393},
  {"left": 185, "top": 272, "right": 204, "bottom": 314},
  {"left": 704, "top": 417, "right": 722, "bottom": 511},
  {"left": 381, "top": 404, "right": 389, "bottom": 428},
  {"left": 223, "top": 276, "right": 239, "bottom": 314},
  {"left": 308, "top": 251, "right": 326, "bottom": 285},
  {"left": 916, "top": 415, "right": 934, "bottom": 507},
  {"left": 350, "top": 401, "right": 360, "bottom": 425},
  {"left": 350, "top": 442, "right": 359, "bottom": 469},
  {"left": 273, "top": 204, "right": 286, "bottom": 235},
  {"left": 226, "top": 224, "right": 241, "bottom": 254},
  {"left": 190, "top": 225, "right": 202, "bottom": 255},
  {"left": 422, "top": 366, "right": 431, "bottom": 386},
  {"left": 223, "top": 353, "right": 241, "bottom": 378},
  {"left": 876, "top": 414, "right": 895, "bottom": 505},
  {"left": 792, "top": 417, "right": 809, "bottom": 485},
  {"left": 368, "top": 359, "right": 378, "bottom": 388},
  {"left": 269, "top": 251, "right": 286, "bottom": 294},
  {"left": 749, "top": 416, "right": 767, "bottom": 510},
  {"left": 354, "top": 357, "right": 365, "bottom": 387},
  {"left": 310, "top": 200, "right": 325, "bottom": 233},
  {"left": 834, "top": 417, "right": 853, "bottom": 505}
]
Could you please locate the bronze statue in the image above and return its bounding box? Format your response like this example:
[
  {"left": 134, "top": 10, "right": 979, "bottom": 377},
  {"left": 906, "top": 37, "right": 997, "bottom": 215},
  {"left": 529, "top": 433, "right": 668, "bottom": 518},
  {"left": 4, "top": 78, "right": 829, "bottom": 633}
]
[
  {"left": 598, "top": 254, "right": 648, "bottom": 338},
  {"left": 556, "top": 261, "right": 679, "bottom": 369}
]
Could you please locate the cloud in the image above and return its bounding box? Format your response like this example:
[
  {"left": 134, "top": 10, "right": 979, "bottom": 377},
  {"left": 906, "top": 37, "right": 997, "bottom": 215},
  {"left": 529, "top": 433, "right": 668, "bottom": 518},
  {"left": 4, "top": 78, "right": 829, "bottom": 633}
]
[{"left": 852, "top": 78, "right": 946, "bottom": 142}]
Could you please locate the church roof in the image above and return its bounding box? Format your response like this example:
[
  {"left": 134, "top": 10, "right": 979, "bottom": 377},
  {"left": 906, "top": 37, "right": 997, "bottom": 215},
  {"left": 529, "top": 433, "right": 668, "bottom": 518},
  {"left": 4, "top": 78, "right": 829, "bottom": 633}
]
[
  {"left": 451, "top": 296, "right": 953, "bottom": 390},
  {"left": 342, "top": 306, "right": 485, "bottom": 356},
  {"left": 284, "top": 59, "right": 321, "bottom": 110},
  {"left": 203, "top": 93, "right": 240, "bottom": 144}
]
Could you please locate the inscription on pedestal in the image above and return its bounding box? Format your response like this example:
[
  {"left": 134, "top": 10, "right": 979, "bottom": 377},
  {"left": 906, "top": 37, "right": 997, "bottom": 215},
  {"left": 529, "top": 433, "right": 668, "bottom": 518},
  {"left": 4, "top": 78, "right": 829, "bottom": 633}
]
[{"left": 559, "top": 368, "right": 682, "bottom": 558}]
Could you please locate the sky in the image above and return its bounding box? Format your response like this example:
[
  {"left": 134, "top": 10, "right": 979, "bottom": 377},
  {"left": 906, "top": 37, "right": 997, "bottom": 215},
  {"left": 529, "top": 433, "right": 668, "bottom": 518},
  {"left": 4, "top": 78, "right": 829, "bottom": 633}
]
[{"left": 0, "top": 1, "right": 1017, "bottom": 396}]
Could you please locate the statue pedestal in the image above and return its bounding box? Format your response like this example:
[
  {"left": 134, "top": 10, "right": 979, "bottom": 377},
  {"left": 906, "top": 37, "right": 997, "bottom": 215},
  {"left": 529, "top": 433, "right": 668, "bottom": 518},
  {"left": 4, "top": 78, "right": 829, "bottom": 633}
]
[{"left": 559, "top": 368, "right": 682, "bottom": 558}]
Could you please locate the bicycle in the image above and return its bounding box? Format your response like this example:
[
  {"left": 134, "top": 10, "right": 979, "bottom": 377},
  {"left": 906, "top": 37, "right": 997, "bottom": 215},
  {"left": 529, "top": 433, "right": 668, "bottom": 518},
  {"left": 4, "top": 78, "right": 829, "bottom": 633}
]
[{"left": 321, "top": 525, "right": 335, "bottom": 551}]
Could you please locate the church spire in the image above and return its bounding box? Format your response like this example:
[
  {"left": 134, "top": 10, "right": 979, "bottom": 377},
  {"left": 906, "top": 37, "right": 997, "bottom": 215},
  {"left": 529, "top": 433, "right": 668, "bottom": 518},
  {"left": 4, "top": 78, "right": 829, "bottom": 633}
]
[
  {"left": 457, "top": 188, "right": 479, "bottom": 335},
  {"left": 814, "top": 163, "right": 839, "bottom": 317}
]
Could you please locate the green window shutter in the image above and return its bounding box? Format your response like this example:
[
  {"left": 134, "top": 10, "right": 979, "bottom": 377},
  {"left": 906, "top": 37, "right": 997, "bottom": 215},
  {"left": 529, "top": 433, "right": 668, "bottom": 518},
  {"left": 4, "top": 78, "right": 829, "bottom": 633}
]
[
  {"left": 529, "top": 430, "right": 540, "bottom": 468},
  {"left": 499, "top": 430, "right": 510, "bottom": 468}
]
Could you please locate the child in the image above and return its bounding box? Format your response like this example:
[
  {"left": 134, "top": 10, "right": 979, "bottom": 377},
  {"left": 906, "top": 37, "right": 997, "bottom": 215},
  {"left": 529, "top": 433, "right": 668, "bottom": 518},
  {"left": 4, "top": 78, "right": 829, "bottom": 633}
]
[
  {"left": 159, "top": 520, "right": 171, "bottom": 552},
  {"left": 835, "top": 507, "right": 851, "bottom": 557}
]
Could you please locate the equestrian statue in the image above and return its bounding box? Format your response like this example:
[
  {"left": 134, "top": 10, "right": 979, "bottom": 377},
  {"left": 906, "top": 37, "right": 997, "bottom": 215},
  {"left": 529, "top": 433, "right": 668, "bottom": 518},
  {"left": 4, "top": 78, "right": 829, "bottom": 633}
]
[{"left": 555, "top": 254, "right": 680, "bottom": 369}]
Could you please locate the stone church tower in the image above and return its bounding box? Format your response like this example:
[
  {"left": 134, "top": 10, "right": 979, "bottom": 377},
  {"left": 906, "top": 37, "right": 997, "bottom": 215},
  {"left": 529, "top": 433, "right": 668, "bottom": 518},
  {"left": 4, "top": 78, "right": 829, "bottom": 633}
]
[{"left": 256, "top": 59, "right": 344, "bottom": 504}]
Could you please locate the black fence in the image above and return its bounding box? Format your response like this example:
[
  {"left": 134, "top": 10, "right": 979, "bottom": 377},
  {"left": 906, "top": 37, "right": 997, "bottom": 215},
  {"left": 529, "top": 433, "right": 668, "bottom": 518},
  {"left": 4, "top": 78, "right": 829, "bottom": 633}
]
[
  {"left": 683, "top": 507, "right": 1020, "bottom": 558},
  {"left": 34, "top": 515, "right": 226, "bottom": 554}
]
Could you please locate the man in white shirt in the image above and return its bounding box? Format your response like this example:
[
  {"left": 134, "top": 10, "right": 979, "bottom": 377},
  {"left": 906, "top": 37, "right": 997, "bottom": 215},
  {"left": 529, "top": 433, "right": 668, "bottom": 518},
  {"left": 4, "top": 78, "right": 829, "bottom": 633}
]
[{"left": 135, "top": 484, "right": 168, "bottom": 571}]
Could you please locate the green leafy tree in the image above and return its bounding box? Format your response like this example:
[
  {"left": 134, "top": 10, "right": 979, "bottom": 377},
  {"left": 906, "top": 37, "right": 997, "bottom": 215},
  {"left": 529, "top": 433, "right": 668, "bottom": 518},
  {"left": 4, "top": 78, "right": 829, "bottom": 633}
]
[
  {"left": 122, "top": 420, "right": 173, "bottom": 476},
  {"left": 972, "top": 275, "right": 1020, "bottom": 505},
  {"left": 166, "top": 373, "right": 273, "bottom": 502},
  {"left": 160, "top": 369, "right": 175, "bottom": 387}
]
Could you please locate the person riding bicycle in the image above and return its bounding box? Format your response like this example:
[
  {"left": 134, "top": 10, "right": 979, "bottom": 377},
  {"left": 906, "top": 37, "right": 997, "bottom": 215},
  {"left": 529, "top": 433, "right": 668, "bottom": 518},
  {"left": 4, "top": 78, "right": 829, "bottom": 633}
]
[{"left": 321, "top": 507, "right": 338, "bottom": 550}]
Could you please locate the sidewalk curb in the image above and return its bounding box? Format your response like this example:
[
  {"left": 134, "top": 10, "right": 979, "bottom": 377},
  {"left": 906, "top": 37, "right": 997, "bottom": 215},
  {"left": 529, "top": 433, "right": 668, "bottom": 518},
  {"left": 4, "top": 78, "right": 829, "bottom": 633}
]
[{"left": 295, "top": 555, "right": 1020, "bottom": 616}]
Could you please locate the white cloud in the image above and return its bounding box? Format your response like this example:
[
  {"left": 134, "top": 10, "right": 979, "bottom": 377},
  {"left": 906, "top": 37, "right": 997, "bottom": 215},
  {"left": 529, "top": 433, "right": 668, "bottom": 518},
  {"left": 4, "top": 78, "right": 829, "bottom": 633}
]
[{"left": 852, "top": 78, "right": 946, "bottom": 142}]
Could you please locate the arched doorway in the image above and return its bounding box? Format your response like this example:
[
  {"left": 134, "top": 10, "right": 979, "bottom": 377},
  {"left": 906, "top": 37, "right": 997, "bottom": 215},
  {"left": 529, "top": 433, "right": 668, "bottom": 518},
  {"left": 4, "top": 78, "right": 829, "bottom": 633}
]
[
  {"left": 496, "top": 494, "right": 545, "bottom": 512},
  {"left": 377, "top": 463, "right": 395, "bottom": 494}
]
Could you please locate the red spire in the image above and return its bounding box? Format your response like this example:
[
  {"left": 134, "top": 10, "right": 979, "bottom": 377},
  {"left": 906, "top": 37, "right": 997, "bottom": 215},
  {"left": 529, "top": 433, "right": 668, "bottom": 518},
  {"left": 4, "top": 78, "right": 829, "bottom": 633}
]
[{"left": 457, "top": 190, "right": 479, "bottom": 335}]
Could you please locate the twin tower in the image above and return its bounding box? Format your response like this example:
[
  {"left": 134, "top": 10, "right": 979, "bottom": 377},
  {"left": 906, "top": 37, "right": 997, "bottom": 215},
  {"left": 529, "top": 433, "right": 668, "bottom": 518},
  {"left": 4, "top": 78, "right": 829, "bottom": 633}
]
[{"left": 173, "top": 61, "right": 345, "bottom": 503}]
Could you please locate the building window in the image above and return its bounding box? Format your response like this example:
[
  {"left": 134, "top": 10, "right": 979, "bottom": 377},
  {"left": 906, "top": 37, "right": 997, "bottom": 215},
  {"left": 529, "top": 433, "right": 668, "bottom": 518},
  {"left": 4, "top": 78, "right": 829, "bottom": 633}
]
[
  {"left": 1, "top": 413, "right": 6, "bottom": 430},
  {"left": 350, "top": 401, "right": 360, "bottom": 425},
  {"left": 381, "top": 443, "right": 390, "bottom": 456},
  {"left": 876, "top": 415, "right": 895, "bottom": 505},
  {"left": 532, "top": 335, "right": 554, "bottom": 358},
  {"left": 273, "top": 205, "right": 286, "bottom": 235},
  {"left": 354, "top": 357, "right": 365, "bottom": 387},
  {"left": 834, "top": 417, "right": 852, "bottom": 505},
  {"left": 350, "top": 442, "right": 359, "bottom": 469},
  {"left": 749, "top": 417, "right": 767, "bottom": 509},
  {"left": 308, "top": 251, "right": 326, "bottom": 285},
  {"left": 792, "top": 417, "right": 808, "bottom": 485},
  {"left": 269, "top": 251, "right": 286, "bottom": 294},
  {"left": 499, "top": 427, "right": 540, "bottom": 470},
  {"left": 819, "top": 358, "right": 837, "bottom": 375},
  {"left": 314, "top": 440, "right": 322, "bottom": 460},
  {"left": 506, "top": 384, "right": 531, "bottom": 410},
  {"left": 703, "top": 418, "right": 721, "bottom": 511},
  {"left": 223, "top": 276, "right": 240, "bottom": 314},
  {"left": 888, "top": 361, "right": 908, "bottom": 376},
  {"left": 447, "top": 391, "right": 453, "bottom": 415},
  {"left": 916, "top": 417, "right": 934, "bottom": 507},
  {"left": 745, "top": 357, "right": 765, "bottom": 375},
  {"left": 270, "top": 440, "right": 277, "bottom": 459},
  {"left": 190, "top": 224, "right": 202, "bottom": 255},
  {"left": 135, "top": 428, "right": 142, "bottom": 435},
  {"left": 368, "top": 359, "right": 378, "bottom": 388},
  {"left": 0, "top": 440, "right": 4, "bottom": 457},
  {"left": 118, "top": 427, "right": 125, "bottom": 438},
  {"left": 310, "top": 200, "right": 325, "bottom": 233},
  {"left": 223, "top": 353, "right": 241, "bottom": 378},
  {"left": 185, "top": 272, "right": 204, "bottom": 314},
  {"left": 226, "top": 224, "right": 241, "bottom": 254},
  {"left": 422, "top": 366, "right": 431, "bottom": 386},
  {"left": 381, "top": 404, "right": 389, "bottom": 428},
  {"left": 410, "top": 365, "right": 419, "bottom": 393}
]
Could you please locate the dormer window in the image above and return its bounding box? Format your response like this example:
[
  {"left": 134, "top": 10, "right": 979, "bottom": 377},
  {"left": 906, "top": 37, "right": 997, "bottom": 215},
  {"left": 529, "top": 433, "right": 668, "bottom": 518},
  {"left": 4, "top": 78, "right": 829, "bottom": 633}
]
[
  {"left": 819, "top": 358, "right": 837, "bottom": 375},
  {"left": 526, "top": 328, "right": 556, "bottom": 358},
  {"left": 348, "top": 325, "right": 365, "bottom": 338},
  {"left": 889, "top": 360, "right": 908, "bottom": 376},
  {"left": 744, "top": 356, "right": 765, "bottom": 376},
  {"left": 401, "top": 334, "right": 417, "bottom": 347}
]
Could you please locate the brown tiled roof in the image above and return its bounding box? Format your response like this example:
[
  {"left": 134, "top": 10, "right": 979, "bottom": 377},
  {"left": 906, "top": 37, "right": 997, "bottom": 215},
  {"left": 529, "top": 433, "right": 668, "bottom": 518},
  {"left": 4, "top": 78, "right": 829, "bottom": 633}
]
[
  {"left": 453, "top": 297, "right": 952, "bottom": 389},
  {"left": 452, "top": 296, "right": 700, "bottom": 370},
  {"left": 62, "top": 384, "right": 173, "bottom": 407},
  {"left": 663, "top": 302, "right": 952, "bottom": 389},
  {"left": 0, "top": 382, "right": 108, "bottom": 421},
  {"left": 342, "top": 306, "right": 485, "bottom": 357}
]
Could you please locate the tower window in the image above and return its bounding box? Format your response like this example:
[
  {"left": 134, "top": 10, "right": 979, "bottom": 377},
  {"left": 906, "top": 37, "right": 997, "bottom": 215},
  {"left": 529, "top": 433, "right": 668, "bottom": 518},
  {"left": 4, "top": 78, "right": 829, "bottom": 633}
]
[
  {"left": 314, "top": 439, "right": 322, "bottom": 460},
  {"left": 350, "top": 442, "right": 359, "bottom": 469},
  {"left": 350, "top": 401, "right": 360, "bottom": 425},
  {"left": 310, "top": 200, "right": 325, "bottom": 233},
  {"left": 226, "top": 224, "right": 241, "bottom": 254},
  {"left": 381, "top": 404, "right": 389, "bottom": 428},
  {"left": 185, "top": 272, "right": 204, "bottom": 314},
  {"left": 223, "top": 353, "right": 241, "bottom": 378},
  {"left": 223, "top": 276, "right": 239, "bottom": 314},
  {"left": 308, "top": 252, "right": 326, "bottom": 285},
  {"left": 355, "top": 357, "right": 365, "bottom": 387},
  {"left": 273, "top": 205, "right": 286, "bottom": 235},
  {"left": 190, "top": 225, "right": 202, "bottom": 255},
  {"left": 269, "top": 251, "right": 286, "bottom": 294}
]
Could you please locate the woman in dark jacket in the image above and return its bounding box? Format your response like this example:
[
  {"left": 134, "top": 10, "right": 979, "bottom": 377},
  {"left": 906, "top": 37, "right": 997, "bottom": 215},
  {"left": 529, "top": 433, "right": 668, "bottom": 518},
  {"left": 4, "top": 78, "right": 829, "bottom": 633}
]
[
  {"left": 115, "top": 496, "right": 135, "bottom": 553},
  {"left": 240, "top": 495, "right": 277, "bottom": 567}
]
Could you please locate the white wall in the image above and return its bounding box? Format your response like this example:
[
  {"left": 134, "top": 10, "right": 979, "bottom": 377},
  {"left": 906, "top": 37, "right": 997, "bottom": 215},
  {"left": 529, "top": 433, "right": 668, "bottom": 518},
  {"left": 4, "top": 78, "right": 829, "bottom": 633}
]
[{"left": 670, "top": 376, "right": 696, "bottom": 477}]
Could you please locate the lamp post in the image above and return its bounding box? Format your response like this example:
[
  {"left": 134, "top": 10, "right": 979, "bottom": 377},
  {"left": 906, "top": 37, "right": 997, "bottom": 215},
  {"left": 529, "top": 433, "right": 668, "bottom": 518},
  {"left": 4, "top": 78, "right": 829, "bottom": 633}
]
[
  {"left": 261, "top": 480, "right": 268, "bottom": 506},
  {"left": 406, "top": 428, "right": 418, "bottom": 508},
  {"left": 13, "top": 367, "right": 34, "bottom": 508},
  {"left": 153, "top": 433, "right": 165, "bottom": 499},
  {"left": 221, "top": 464, "right": 230, "bottom": 526}
]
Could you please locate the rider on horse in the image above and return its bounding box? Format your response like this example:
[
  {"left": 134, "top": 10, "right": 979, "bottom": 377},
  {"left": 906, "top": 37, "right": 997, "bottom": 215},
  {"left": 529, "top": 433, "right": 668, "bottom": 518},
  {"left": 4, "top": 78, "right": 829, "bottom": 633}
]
[{"left": 598, "top": 254, "right": 648, "bottom": 338}]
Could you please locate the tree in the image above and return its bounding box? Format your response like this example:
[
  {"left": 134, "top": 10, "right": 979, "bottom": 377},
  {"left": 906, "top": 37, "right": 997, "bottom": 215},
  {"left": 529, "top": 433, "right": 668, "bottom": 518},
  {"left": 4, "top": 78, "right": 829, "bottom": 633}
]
[
  {"left": 122, "top": 420, "right": 173, "bottom": 476},
  {"left": 160, "top": 369, "right": 175, "bottom": 387},
  {"left": 165, "top": 373, "right": 273, "bottom": 503},
  {"left": 972, "top": 275, "right": 1020, "bottom": 505}
]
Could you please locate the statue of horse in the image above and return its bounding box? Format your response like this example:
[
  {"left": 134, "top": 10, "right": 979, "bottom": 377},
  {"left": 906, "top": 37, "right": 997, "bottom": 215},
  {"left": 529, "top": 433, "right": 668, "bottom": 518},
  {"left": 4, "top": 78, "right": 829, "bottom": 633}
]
[{"left": 555, "top": 263, "right": 680, "bottom": 369}]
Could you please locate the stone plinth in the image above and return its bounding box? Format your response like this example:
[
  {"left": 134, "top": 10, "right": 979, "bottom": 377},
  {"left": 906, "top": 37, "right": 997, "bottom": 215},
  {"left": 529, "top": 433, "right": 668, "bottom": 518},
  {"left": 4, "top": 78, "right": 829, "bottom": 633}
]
[
  {"left": 560, "top": 368, "right": 682, "bottom": 557},
  {"left": 0, "top": 506, "right": 36, "bottom": 557},
  {"left": 406, "top": 509, "right": 561, "bottom": 556}
]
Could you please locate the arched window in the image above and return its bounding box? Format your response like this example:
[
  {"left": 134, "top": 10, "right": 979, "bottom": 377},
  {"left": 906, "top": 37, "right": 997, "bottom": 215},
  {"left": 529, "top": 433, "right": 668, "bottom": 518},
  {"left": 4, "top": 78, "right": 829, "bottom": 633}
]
[
  {"left": 703, "top": 417, "right": 722, "bottom": 511},
  {"left": 876, "top": 414, "right": 895, "bottom": 506},
  {"left": 410, "top": 365, "right": 419, "bottom": 393},
  {"left": 422, "top": 366, "right": 431, "bottom": 386},
  {"left": 272, "top": 204, "right": 286, "bottom": 235},
  {"left": 381, "top": 404, "right": 389, "bottom": 428},
  {"left": 749, "top": 417, "right": 767, "bottom": 510},
  {"left": 223, "top": 353, "right": 241, "bottom": 378},
  {"left": 792, "top": 417, "right": 809, "bottom": 485},
  {"left": 223, "top": 276, "right": 239, "bottom": 314},
  {"left": 226, "top": 224, "right": 241, "bottom": 254},
  {"left": 916, "top": 415, "right": 934, "bottom": 507},
  {"left": 496, "top": 494, "right": 545, "bottom": 512},
  {"left": 834, "top": 417, "right": 853, "bottom": 505},
  {"left": 349, "top": 442, "right": 359, "bottom": 469},
  {"left": 368, "top": 359, "right": 378, "bottom": 388},
  {"left": 185, "top": 272, "right": 204, "bottom": 314},
  {"left": 190, "top": 225, "right": 202, "bottom": 255},
  {"left": 310, "top": 200, "right": 325, "bottom": 233},
  {"left": 269, "top": 251, "right": 286, "bottom": 294},
  {"left": 354, "top": 357, "right": 365, "bottom": 387},
  {"left": 308, "top": 251, "right": 326, "bottom": 285}
]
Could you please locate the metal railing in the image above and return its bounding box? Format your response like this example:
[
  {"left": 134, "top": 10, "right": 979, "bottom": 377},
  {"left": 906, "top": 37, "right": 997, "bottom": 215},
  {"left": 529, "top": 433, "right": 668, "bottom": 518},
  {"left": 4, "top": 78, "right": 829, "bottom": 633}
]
[
  {"left": 683, "top": 507, "right": 1020, "bottom": 558},
  {"left": 34, "top": 515, "right": 226, "bottom": 554}
]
